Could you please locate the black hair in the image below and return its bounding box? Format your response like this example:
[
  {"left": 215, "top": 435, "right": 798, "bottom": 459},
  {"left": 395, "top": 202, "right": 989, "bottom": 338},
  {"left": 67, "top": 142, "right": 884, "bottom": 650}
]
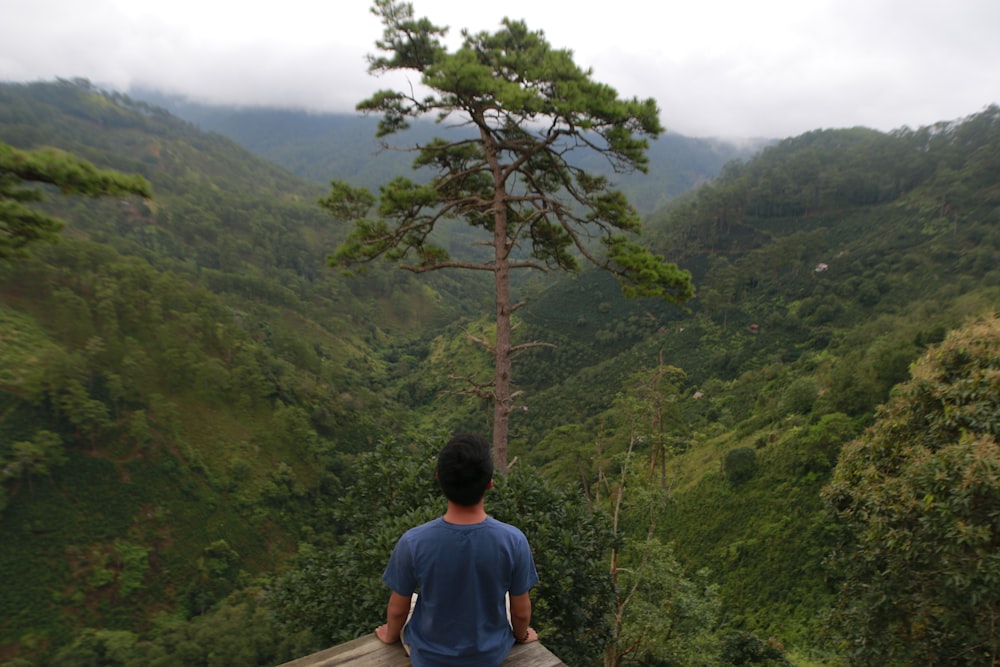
[{"left": 436, "top": 433, "right": 494, "bottom": 506}]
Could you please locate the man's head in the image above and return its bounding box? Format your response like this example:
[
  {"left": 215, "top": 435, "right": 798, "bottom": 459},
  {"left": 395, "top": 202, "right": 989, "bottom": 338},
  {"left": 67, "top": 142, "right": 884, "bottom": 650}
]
[{"left": 436, "top": 433, "right": 494, "bottom": 506}]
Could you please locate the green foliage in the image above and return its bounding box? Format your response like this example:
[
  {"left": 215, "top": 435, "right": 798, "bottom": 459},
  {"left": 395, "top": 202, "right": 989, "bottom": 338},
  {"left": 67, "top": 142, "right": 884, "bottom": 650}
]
[
  {"left": 719, "top": 631, "right": 792, "bottom": 666},
  {"left": 3, "top": 430, "right": 65, "bottom": 491},
  {"left": 51, "top": 628, "right": 140, "bottom": 667},
  {"left": 266, "top": 438, "right": 460, "bottom": 644},
  {"left": 0, "top": 140, "right": 151, "bottom": 258},
  {"left": 47, "top": 589, "right": 316, "bottom": 667},
  {"left": 331, "top": 1, "right": 688, "bottom": 299},
  {"left": 326, "top": 0, "right": 692, "bottom": 467},
  {"left": 774, "top": 413, "right": 859, "bottom": 476},
  {"left": 723, "top": 447, "right": 758, "bottom": 485},
  {"left": 0, "top": 70, "right": 998, "bottom": 667},
  {"left": 604, "top": 236, "right": 694, "bottom": 302},
  {"left": 779, "top": 377, "right": 819, "bottom": 416},
  {"left": 824, "top": 314, "right": 1000, "bottom": 665},
  {"left": 658, "top": 421, "right": 853, "bottom": 648},
  {"left": 489, "top": 466, "right": 617, "bottom": 667},
  {"left": 0, "top": 79, "right": 442, "bottom": 662},
  {"left": 565, "top": 370, "right": 735, "bottom": 667},
  {"left": 113, "top": 541, "right": 150, "bottom": 599},
  {"left": 652, "top": 105, "right": 1000, "bottom": 266},
  {"left": 503, "top": 106, "right": 1000, "bottom": 662},
  {"left": 269, "top": 437, "right": 617, "bottom": 666},
  {"left": 610, "top": 536, "right": 724, "bottom": 666}
]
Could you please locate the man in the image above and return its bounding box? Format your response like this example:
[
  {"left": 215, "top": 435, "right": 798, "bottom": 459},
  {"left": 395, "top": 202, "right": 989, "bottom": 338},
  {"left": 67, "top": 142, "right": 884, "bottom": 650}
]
[{"left": 375, "top": 433, "right": 539, "bottom": 666}]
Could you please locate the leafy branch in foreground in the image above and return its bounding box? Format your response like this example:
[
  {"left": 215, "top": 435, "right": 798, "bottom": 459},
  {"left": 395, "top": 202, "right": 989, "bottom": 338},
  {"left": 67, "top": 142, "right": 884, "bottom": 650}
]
[{"left": 0, "top": 140, "right": 152, "bottom": 259}]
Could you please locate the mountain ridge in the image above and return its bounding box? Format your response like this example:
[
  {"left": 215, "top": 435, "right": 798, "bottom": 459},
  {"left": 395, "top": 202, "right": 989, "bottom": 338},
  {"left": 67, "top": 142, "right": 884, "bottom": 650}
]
[{"left": 131, "top": 87, "right": 770, "bottom": 214}]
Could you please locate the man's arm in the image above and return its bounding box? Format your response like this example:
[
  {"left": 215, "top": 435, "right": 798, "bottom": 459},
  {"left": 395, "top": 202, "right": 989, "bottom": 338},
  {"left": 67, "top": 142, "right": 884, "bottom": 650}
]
[
  {"left": 508, "top": 592, "right": 537, "bottom": 643},
  {"left": 375, "top": 592, "right": 412, "bottom": 644}
]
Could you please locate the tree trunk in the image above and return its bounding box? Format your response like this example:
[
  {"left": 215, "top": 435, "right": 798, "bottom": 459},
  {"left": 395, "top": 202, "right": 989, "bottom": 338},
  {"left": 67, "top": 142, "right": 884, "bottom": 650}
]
[
  {"left": 492, "top": 192, "right": 512, "bottom": 472},
  {"left": 484, "top": 123, "right": 513, "bottom": 472}
]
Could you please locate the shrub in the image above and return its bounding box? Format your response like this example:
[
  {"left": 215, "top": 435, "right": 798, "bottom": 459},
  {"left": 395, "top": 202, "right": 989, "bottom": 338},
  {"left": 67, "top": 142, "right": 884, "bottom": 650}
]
[
  {"left": 824, "top": 314, "right": 1000, "bottom": 665},
  {"left": 723, "top": 447, "right": 758, "bottom": 485}
]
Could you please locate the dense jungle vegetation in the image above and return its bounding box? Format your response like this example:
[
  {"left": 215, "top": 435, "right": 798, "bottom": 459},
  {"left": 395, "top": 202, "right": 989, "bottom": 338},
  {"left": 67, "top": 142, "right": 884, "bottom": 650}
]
[{"left": 1, "top": 79, "right": 998, "bottom": 666}]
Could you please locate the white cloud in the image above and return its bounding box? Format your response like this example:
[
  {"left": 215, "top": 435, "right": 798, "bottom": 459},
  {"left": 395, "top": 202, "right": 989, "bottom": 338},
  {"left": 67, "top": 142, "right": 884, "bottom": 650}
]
[{"left": 1, "top": 0, "right": 997, "bottom": 138}]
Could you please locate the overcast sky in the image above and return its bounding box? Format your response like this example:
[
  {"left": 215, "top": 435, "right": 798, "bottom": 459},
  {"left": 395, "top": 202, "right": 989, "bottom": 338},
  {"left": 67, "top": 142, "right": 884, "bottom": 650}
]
[{"left": 1, "top": 0, "right": 998, "bottom": 138}]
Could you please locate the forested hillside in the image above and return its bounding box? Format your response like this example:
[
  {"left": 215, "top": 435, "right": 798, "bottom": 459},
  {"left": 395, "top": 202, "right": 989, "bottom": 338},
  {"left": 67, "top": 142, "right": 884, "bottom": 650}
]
[
  {"left": 0, "top": 79, "right": 479, "bottom": 664},
  {"left": 507, "top": 106, "right": 1000, "bottom": 657},
  {"left": 1, "top": 79, "right": 998, "bottom": 666},
  {"left": 348, "top": 105, "right": 1000, "bottom": 662}
]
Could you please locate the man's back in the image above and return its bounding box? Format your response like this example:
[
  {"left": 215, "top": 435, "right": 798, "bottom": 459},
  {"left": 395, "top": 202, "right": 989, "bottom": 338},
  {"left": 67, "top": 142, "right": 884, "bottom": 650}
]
[
  {"left": 375, "top": 434, "right": 539, "bottom": 665},
  {"left": 383, "top": 516, "right": 537, "bottom": 667}
]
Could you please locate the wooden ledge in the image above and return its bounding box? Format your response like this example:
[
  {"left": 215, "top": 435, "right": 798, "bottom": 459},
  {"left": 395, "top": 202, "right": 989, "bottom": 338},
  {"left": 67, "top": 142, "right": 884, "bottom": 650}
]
[{"left": 277, "top": 633, "right": 567, "bottom": 666}]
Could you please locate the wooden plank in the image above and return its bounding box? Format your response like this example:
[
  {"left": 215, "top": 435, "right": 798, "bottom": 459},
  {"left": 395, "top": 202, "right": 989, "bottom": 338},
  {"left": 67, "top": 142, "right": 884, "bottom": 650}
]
[
  {"left": 276, "top": 635, "right": 410, "bottom": 667},
  {"left": 503, "top": 641, "right": 568, "bottom": 666},
  {"left": 276, "top": 634, "right": 567, "bottom": 666}
]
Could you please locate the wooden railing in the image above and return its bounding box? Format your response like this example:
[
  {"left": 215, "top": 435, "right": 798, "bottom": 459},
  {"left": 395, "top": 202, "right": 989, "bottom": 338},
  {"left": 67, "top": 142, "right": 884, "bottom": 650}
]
[{"left": 277, "top": 633, "right": 567, "bottom": 666}]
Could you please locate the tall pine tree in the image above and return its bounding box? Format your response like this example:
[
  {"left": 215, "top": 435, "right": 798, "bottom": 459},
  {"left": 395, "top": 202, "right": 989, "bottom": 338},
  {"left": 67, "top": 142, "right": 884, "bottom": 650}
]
[{"left": 324, "top": 1, "right": 692, "bottom": 468}]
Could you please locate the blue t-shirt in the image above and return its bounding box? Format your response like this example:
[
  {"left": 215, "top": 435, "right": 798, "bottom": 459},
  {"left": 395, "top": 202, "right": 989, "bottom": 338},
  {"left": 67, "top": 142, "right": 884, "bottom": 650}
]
[{"left": 382, "top": 516, "right": 539, "bottom": 667}]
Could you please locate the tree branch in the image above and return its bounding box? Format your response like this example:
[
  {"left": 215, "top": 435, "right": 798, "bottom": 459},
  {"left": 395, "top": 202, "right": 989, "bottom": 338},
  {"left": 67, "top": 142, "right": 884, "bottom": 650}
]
[{"left": 510, "top": 340, "right": 557, "bottom": 355}]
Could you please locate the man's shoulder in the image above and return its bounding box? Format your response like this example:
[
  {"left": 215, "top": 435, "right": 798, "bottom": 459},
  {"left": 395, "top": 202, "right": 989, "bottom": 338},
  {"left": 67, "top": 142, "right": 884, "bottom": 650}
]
[
  {"left": 402, "top": 517, "right": 443, "bottom": 538},
  {"left": 485, "top": 516, "right": 529, "bottom": 539}
]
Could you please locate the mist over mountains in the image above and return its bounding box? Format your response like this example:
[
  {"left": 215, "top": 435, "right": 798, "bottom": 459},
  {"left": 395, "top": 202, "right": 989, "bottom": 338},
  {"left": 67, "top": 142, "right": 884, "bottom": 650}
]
[{"left": 134, "top": 87, "right": 771, "bottom": 214}]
